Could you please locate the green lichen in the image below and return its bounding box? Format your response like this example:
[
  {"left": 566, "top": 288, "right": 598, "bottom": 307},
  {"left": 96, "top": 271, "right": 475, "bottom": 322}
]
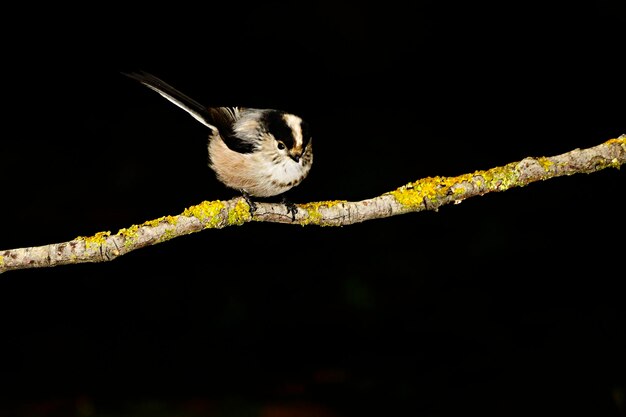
[{"left": 182, "top": 200, "right": 226, "bottom": 228}]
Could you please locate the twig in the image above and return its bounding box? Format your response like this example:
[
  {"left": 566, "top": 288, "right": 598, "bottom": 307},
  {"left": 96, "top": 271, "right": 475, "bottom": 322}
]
[{"left": 1, "top": 135, "right": 624, "bottom": 273}]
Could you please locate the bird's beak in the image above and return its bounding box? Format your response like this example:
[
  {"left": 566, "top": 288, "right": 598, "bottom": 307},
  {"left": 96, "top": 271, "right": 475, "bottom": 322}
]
[{"left": 289, "top": 148, "right": 303, "bottom": 163}]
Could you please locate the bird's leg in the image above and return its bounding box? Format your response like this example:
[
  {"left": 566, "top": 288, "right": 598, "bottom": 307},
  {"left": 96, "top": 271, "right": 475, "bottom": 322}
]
[
  {"left": 241, "top": 191, "right": 257, "bottom": 215},
  {"left": 281, "top": 196, "right": 298, "bottom": 221}
]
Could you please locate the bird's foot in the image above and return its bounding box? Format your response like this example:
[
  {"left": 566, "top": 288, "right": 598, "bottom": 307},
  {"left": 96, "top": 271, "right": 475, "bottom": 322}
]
[
  {"left": 242, "top": 192, "right": 257, "bottom": 215},
  {"left": 282, "top": 197, "right": 298, "bottom": 221}
]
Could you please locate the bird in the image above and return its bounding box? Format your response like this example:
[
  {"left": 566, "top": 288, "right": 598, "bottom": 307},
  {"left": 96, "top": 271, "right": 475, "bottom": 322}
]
[{"left": 123, "top": 71, "right": 313, "bottom": 217}]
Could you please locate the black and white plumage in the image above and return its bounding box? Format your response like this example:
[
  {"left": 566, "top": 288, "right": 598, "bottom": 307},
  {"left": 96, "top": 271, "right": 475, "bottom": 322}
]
[{"left": 123, "top": 71, "right": 313, "bottom": 199}]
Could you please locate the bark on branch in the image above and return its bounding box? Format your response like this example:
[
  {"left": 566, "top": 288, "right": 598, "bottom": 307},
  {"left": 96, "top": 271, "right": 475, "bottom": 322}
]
[{"left": 1, "top": 135, "right": 624, "bottom": 274}]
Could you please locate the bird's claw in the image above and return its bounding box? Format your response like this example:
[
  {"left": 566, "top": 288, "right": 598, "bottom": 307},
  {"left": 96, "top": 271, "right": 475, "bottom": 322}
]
[
  {"left": 282, "top": 198, "right": 298, "bottom": 221},
  {"left": 242, "top": 192, "right": 257, "bottom": 215}
]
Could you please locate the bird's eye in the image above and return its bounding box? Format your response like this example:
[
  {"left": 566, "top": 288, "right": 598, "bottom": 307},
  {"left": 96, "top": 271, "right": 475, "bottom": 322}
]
[{"left": 277, "top": 141, "right": 286, "bottom": 150}]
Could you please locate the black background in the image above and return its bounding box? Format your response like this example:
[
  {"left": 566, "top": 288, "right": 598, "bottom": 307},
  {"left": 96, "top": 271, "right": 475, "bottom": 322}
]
[{"left": 1, "top": 2, "right": 625, "bottom": 416}]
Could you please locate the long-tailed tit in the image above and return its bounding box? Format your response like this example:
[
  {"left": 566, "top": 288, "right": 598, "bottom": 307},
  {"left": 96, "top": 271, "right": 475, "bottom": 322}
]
[{"left": 123, "top": 71, "right": 313, "bottom": 214}]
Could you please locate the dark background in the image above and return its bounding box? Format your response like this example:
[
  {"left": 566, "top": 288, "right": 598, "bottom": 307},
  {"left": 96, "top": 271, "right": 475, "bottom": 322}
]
[{"left": 1, "top": 2, "right": 625, "bottom": 416}]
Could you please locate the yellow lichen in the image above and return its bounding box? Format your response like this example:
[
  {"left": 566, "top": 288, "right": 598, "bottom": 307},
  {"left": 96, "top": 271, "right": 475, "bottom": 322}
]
[
  {"left": 227, "top": 199, "right": 252, "bottom": 225},
  {"left": 607, "top": 136, "right": 626, "bottom": 146},
  {"left": 390, "top": 164, "right": 526, "bottom": 208},
  {"left": 606, "top": 136, "right": 626, "bottom": 167},
  {"left": 159, "top": 228, "right": 176, "bottom": 242},
  {"left": 476, "top": 162, "right": 520, "bottom": 191},
  {"left": 0, "top": 255, "right": 4, "bottom": 267},
  {"left": 390, "top": 176, "right": 463, "bottom": 207},
  {"left": 142, "top": 215, "right": 178, "bottom": 228},
  {"left": 389, "top": 183, "right": 423, "bottom": 207},
  {"left": 300, "top": 200, "right": 346, "bottom": 211},
  {"left": 182, "top": 200, "right": 225, "bottom": 228},
  {"left": 300, "top": 200, "right": 347, "bottom": 225},
  {"left": 76, "top": 231, "right": 111, "bottom": 249},
  {"left": 536, "top": 156, "right": 555, "bottom": 172},
  {"left": 114, "top": 216, "right": 179, "bottom": 246},
  {"left": 610, "top": 158, "right": 621, "bottom": 169},
  {"left": 302, "top": 204, "right": 323, "bottom": 224},
  {"left": 117, "top": 224, "right": 140, "bottom": 247}
]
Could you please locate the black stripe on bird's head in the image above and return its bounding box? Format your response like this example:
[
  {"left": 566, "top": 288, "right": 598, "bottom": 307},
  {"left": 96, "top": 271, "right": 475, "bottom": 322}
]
[
  {"left": 263, "top": 110, "right": 312, "bottom": 160},
  {"left": 263, "top": 110, "right": 297, "bottom": 149}
]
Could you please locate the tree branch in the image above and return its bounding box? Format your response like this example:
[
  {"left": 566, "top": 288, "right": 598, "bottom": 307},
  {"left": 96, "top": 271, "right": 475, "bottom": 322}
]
[{"left": 1, "top": 135, "right": 624, "bottom": 274}]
